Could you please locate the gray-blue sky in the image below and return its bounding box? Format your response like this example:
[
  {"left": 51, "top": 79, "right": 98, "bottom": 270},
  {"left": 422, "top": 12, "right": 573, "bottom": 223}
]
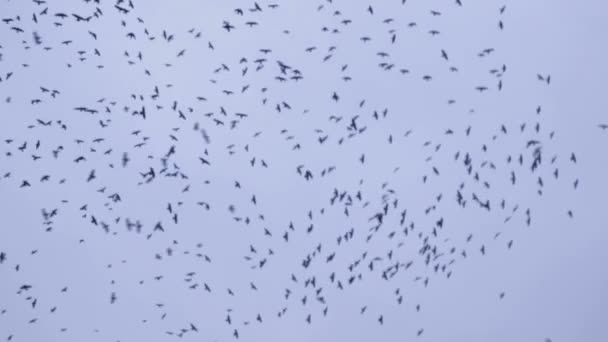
[{"left": 0, "top": 0, "right": 607, "bottom": 341}]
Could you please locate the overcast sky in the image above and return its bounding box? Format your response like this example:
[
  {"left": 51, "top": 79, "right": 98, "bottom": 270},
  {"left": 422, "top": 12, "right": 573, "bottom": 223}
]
[{"left": 1, "top": 1, "right": 607, "bottom": 341}]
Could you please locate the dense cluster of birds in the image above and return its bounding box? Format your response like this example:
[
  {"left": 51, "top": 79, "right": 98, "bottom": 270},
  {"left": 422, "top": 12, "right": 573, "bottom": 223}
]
[{"left": 0, "top": 1, "right": 581, "bottom": 341}]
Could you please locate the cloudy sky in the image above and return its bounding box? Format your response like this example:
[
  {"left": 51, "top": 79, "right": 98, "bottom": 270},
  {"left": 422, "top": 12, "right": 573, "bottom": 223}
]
[{"left": 1, "top": 0, "right": 607, "bottom": 341}]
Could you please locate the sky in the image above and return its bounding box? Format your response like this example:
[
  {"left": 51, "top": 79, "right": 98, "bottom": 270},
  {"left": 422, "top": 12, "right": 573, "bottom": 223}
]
[{"left": 1, "top": 0, "right": 607, "bottom": 341}]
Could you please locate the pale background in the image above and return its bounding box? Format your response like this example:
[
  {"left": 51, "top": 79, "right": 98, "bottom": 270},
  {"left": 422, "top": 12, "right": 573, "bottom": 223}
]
[{"left": 1, "top": 1, "right": 607, "bottom": 341}]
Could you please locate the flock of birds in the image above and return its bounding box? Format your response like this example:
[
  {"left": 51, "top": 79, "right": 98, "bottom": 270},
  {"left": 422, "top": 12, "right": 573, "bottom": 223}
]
[{"left": 0, "top": 0, "right": 585, "bottom": 341}]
